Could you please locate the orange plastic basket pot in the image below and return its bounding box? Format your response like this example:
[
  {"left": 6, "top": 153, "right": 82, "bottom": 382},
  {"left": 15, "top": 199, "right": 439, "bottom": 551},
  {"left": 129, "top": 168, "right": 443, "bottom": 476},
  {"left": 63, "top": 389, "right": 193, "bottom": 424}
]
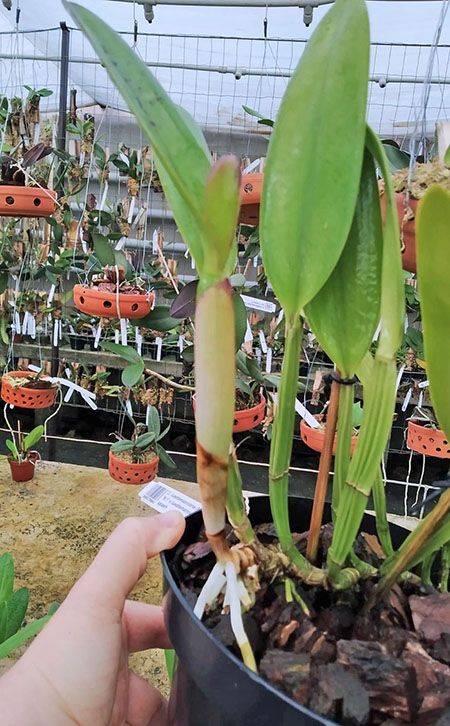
[
  {"left": 300, "top": 418, "right": 358, "bottom": 456},
  {"left": 407, "top": 420, "right": 450, "bottom": 459},
  {"left": 108, "top": 450, "right": 159, "bottom": 485},
  {"left": 192, "top": 394, "right": 266, "bottom": 434},
  {"left": 73, "top": 284, "right": 154, "bottom": 320},
  {"left": 379, "top": 186, "right": 417, "bottom": 274},
  {"left": 0, "top": 186, "right": 57, "bottom": 217},
  {"left": 239, "top": 173, "right": 263, "bottom": 226},
  {"left": 1, "top": 371, "right": 58, "bottom": 409}
]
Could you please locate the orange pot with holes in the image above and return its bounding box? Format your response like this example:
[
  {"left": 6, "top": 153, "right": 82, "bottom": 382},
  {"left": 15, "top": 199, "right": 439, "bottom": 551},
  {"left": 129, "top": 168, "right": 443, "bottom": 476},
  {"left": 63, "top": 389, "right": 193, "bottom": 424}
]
[
  {"left": 300, "top": 418, "right": 358, "bottom": 456},
  {"left": 379, "top": 186, "right": 418, "bottom": 274},
  {"left": 74, "top": 285, "right": 154, "bottom": 320},
  {"left": 108, "top": 450, "right": 159, "bottom": 485},
  {"left": 0, "top": 186, "right": 56, "bottom": 217},
  {"left": 239, "top": 173, "right": 263, "bottom": 226},
  {"left": 192, "top": 394, "right": 266, "bottom": 434},
  {"left": 1, "top": 371, "right": 58, "bottom": 409},
  {"left": 407, "top": 420, "right": 450, "bottom": 459}
]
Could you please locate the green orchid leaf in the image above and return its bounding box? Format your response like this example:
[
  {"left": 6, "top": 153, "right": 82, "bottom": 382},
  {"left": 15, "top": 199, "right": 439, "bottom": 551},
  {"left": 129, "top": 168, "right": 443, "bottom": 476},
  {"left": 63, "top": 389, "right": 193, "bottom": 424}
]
[
  {"left": 382, "top": 141, "right": 410, "bottom": 172},
  {"left": 155, "top": 443, "right": 177, "bottom": 470},
  {"left": 121, "top": 362, "right": 144, "bottom": 388},
  {"left": 23, "top": 425, "right": 44, "bottom": 452},
  {"left": 64, "top": 1, "right": 211, "bottom": 271},
  {"left": 5, "top": 440, "right": 18, "bottom": 460},
  {"left": 92, "top": 232, "right": 115, "bottom": 267},
  {"left": 101, "top": 342, "right": 142, "bottom": 364},
  {"left": 242, "top": 105, "right": 266, "bottom": 120},
  {"left": 416, "top": 185, "right": 450, "bottom": 440},
  {"left": 146, "top": 405, "right": 161, "bottom": 440},
  {"left": 0, "top": 602, "right": 7, "bottom": 644},
  {"left": 0, "top": 606, "right": 57, "bottom": 659},
  {"left": 4, "top": 587, "right": 29, "bottom": 641},
  {"left": 260, "top": 0, "right": 369, "bottom": 315},
  {"left": 130, "top": 307, "right": 179, "bottom": 332},
  {"left": 305, "top": 149, "right": 382, "bottom": 377},
  {"left": 202, "top": 156, "right": 241, "bottom": 282},
  {"left": 110, "top": 439, "right": 133, "bottom": 453},
  {"left": 135, "top": 432, "right": 156, "bottom": 449},
  {"left": 0, "top": 553, "right": 14, "bottom": 603},
  {"left": 233, "top": 293, "right": 247, "bottom": 351}
]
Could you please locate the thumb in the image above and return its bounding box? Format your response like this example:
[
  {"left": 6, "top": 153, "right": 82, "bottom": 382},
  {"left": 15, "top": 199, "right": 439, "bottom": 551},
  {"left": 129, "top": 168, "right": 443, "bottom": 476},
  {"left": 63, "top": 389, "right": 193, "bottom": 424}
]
[{"left": 69, "top": 512, "right": 185, "bottom": 611}]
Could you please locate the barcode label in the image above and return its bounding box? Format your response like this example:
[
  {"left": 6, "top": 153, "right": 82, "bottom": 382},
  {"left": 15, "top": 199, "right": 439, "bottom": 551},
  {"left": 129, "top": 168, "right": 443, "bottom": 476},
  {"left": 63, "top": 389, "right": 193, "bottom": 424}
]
[{"left": 139, "top": 481, "right": 201, "bottom": 517}]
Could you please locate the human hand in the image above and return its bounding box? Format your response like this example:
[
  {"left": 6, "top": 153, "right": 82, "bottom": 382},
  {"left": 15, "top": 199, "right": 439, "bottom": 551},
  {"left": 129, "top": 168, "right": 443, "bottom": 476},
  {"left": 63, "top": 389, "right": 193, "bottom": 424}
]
[{"left": 1, "top": 511, "right": 185, "bottom": 726}]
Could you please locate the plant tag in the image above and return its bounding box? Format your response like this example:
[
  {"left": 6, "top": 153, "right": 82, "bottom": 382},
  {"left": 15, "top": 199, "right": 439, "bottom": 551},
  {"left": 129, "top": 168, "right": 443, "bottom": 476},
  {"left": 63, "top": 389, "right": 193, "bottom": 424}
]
[
  {"left": 191, "top": 254, "right": 196, "bottom": 269},
  {"left": 242, "top": 158, "right": 261, "bottom": 174},
  {"left": 29, "top": 315, "right": 36, "bottom": 339},
  {"left": 135, "top": 327, "right": 142, "bottom": 356},
  {"left": 115, "top": 237, "right": 126, "bottom": 251},
  {"left": 79, "top": 151, "right": 85, "bottom": 168},
  {"left": 395, "top": 364, "right": 405, "bottom": 394},
  {"left": 47, "top": 284, "right": 56, "bottom": 306},
  {"left": 244, "top": 319, "right": 253, "bottom": 344},
  {"left": 372, "top": 320, "right": 381, "bottom": 342},
  {"left": 53, "top": 320, "right": 59, "bottom": 347},
  {"left": 114, "top": 329, "right": 120, "bottom": 344},
  {"left": 418, "top": 379, "right": 429, "bottom": 389},
  {"left": 139, "top": 480, "right": 201, "bottom": 517},
  {"left": 128, "top": 196, "right": 136, "bottom": 224},
  {"left": 14, "top": 312, "right": 21, "bottom": 335},
  {"left": 253, "top": 255, "right": 258, "bottom": 268},
  {"left": 156, "top": 337, "right": 162, "bottom": 361},
  {"left": 265, "top": 347, "right": 272, "bottom": 373},
  {"left": 178, "top": 334, "right": 184, "bottom": 352},
  {"left": 126, "top": 399, "right": 133, "bottom": 417},
  {"left": 22, "top": 311, "right": 29, "bottom": 333},
  {"left": 152, "top": 229, "right": 159, "bottom": 254},
  {"left": 274, "top": 308, "right": 284, "bottom": 339},
  {"left": 294, "top": 397, "right": 320, "bottom": 429},
  {"left": 418, "top": 390, "right": 424, "bottom": 408},
  {"left": 94, "top": 325, "right": 102, "bottom": 349},
  {"left": 33, "top": 123, "right": 41, "bottom": 145},
  {"left": 255, "top": 347, "right": 262, "bottom": 364},
  {"left": 241, "top": 295, "right": 276, "bottom": 314},
  {"left": 258, "top": 330, "right": 268, "bottom": 354},
  {"left": 13, "top": 275, "right": 19, "bottom": 298},
  {"left": 404, "top": 315, "right": 409, "bottom": 333},
  {"left": 64, "top": 386, "right": 75, "bottom": 402},
  {"left": 402, "top": 387, "right": 412, "bottom": 412},
  {"left": 99, "top": 182, "right": 108, "bottom": 212},
  {"left": 120, "top": 318, "right": 127, "bottom": 346}
]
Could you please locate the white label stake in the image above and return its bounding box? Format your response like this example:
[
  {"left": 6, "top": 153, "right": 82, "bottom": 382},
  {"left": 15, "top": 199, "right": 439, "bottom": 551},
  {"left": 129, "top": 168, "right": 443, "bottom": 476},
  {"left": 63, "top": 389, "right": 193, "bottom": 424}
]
[{"left": 140, "top": 480, "right": 201, "bottom": 517}]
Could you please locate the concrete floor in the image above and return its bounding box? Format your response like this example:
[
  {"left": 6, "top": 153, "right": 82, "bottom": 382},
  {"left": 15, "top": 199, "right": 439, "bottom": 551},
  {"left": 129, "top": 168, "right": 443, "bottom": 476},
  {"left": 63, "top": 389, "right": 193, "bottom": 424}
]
[{"left": 0, "top": 458, "right": 202, "bottom": 697}]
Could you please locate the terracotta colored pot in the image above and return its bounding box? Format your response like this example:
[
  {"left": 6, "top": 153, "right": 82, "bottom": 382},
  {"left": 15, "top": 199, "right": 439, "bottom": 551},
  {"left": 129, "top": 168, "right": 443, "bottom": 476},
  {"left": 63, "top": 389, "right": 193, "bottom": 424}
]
[
  {"left": 379, "top": 186, "right": 418, "bottom": 274},
  {"left": 407, "top": 420, "right": 450, "bottom": 459},
  {"left": 108, "top": 449, "right": 159, "bottom": 485},
  {"left": 1, "top": 371, "right": 58, "bottom": 409},
  {"left": 239, "top": 173, "right": 263, "bottom": 226},
  {"left": 300, "top": 418, "right": 358, "bottom": 456},
  {"left": 192, "top": 394, "right": 266, "bottom": 434},
  {"left": 9, "top": 451, "right": 39, "bottom": 482},
  {"left": 0, "top": 186, "right": 57, "bottom": 218},
  {"left": 74, "top": 284, "right": 154, "bottom": 320}
]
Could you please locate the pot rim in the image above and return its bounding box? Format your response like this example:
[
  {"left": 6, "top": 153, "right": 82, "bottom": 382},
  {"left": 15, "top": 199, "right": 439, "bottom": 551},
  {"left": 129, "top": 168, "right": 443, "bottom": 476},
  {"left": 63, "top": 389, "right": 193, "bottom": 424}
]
[{"left": 109, "top": 448, "right": 159, "bottom": 470}]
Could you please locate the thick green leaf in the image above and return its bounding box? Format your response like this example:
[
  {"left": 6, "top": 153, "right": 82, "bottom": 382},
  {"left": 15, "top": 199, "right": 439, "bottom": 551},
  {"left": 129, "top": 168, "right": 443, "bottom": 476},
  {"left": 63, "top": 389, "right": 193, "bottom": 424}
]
[
  {"left": 0, "top": 602, "right": 6, "bottom": 643},
  {"left": 305, "top": 149, "right": 382, "bottom": 377},
  {"left": 5, "top": 440, "right": 18, "bottom": 460},
  {"left": 135, "top": 432, "right": 156, "bottom": 450},
  {"left": 181, "top": 345, "right": 194, "bottom": 363},
  {"left": 146, "top": 405, "right": 161, "bottom": 440},
  {"left": 155, "top": 443, "right": 177, "bottom": 470},
  {"left": 242, "top": 105, "right": 266, "bottom": 120},
  {"left": 121, "top": 362, "right": 144, "bottom": 387},
  {"left": 101, "top": 341, "right": 142, "bottom": 364},
  {"left": 130, "top": 307, "right": 179, "bottom": 332},
  {"left": 110, "top": 439, "right": 133, "bottom": 453},
  {"left": 23, "top": 425, "right": 44, "bottom": 452},
  {"left": 233, "top": 293, "right": 247, "bottom": 351},
  {"left": 0, "top": 609, "right": 55, "bottom": 659},
  {"left": 202, "top": 156, "right": 241, "bottom": 281},
  {"left": 229, "top": 273, "right": 246, "bottom": 288},
  {"left": 416, "top": 185, "right": 450, "bottom": 440},
  {"left": 92, "top": 232, "right": 115, "bottom": 267},
  {"left": 4, "top": 587, "right": 29, "bottom": 641},
  {"left": 260, "top": 0, "right": 369, "bottom": 315},
  {"left": 64, "top": 1, "right": 210, "bottom": 270},
  {"left": 0, "top": 553, "right": 14, "bottom": 603},
  {"left": 382, "top": 141, "right": 410, "bottom": 172}
]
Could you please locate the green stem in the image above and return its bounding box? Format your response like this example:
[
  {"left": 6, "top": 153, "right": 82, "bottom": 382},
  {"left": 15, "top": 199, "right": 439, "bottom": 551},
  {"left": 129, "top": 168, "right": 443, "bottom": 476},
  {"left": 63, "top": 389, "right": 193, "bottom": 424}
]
[
  {"left": 440, "top": 542, "right": 450, "bottom": 592},
  {"left": 372, "top": 469, "right": 394, "bottom": 556},
  {"left": 327, "top": 358, "right": 396, "bottom": 584},
  {"left": 269, "top": 316, "right": 324, "bottom": 584},
  {"left": 421, "top": 553, "right": 434, "bottom": 586},
  {"left": 226, "top": 449, "right": 255, "bottom": 545},
  {"left": 332, "top": 382, "right": 354, "bottom": 520}
]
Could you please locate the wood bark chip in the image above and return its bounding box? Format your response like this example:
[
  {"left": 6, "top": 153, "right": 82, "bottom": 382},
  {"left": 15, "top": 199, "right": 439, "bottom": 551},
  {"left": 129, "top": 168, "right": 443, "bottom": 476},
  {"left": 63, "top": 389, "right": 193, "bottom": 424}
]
[
  {"left": 402, "top": 640, "right": 450, "bottom": 715},
  {"left": 410, "top": 593, "right": 450, "bottom": 642},
  {"left": 260, "top": 650, "right": 311, "bottom": 706},
  {"left": 310, "top": 663, "right": 370, "bottom": 726}
]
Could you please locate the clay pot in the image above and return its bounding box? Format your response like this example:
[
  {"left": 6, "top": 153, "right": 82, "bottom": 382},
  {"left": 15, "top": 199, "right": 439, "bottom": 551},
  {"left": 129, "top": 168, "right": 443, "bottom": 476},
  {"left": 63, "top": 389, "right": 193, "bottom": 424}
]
[
  {"left": 300, "top": 418, "right": 358, "bottom": 455},
  {"left": 380, "top": 187, "right": 418, "bottom": 274},
  {"left": 9, "top": 451, "right": 39, "bottom": 482},
  {"left": 192, "top": 394, "right": 266, "bottom": 434},
  {"left": 108, "top": 449, "right": 159, "bottom": 485},
  {"left": 239, "top": 173, "right": 263, "bottom": 226},
  {"left": 0, "top": 186, "right": 57, "bottom": 218},
  {"left": 73, "top": 284, "right": 154, "bottom": 320},
  {"left": 407, "top": 420, "right": 450, "bottom": 459},
  {"left": 1, "top": 371, "right": 58, "bottom": 409}
]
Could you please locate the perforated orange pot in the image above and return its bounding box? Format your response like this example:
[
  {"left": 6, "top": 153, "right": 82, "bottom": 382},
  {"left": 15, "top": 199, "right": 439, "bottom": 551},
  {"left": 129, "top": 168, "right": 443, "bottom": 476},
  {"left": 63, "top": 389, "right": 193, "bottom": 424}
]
[
  {"left": 407, "top": 420, "right": 450, "bottom": 459},
  {"left": 192, "top": 394, "right": 266, "bottom": 434},
  {"left": 239, "top": 173, "right": 263, "bottom": 226},
  {"left": 74, "top": 284, "right": 154, "bottom": 320},
  {"left": 0, "top": 186, "right": 56, "bottom": 217},
  {"left": 380, "top": 187, "right": 417, "bottom": 274},
  {"left": 300, "top": 418, "right": 358, "bottom": 455},
  {"left": 1, "top": 371, "right": 58, "bottom": 409},
  {"left": 108, "top": 449, "right": 159, "bottom": 485}
]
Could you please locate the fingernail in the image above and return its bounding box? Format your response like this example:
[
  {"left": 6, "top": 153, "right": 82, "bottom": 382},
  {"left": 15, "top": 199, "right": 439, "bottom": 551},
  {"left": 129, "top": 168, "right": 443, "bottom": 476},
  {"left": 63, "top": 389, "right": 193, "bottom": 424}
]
[{"left": 158, "top": 510, "right": 184, "bottom": 528}]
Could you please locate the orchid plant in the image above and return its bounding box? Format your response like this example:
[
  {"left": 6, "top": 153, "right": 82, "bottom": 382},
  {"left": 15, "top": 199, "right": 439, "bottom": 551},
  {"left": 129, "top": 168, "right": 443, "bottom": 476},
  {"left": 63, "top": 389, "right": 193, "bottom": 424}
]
[{"left": 66, "top": 0, "right": 450, "bottom": 674}]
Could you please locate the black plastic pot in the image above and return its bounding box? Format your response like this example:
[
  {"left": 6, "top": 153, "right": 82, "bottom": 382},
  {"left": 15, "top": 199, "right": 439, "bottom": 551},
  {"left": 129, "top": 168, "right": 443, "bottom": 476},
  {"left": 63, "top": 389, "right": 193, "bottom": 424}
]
[{"left": 162, "top": 495, "right": 410, "bottom": 726}]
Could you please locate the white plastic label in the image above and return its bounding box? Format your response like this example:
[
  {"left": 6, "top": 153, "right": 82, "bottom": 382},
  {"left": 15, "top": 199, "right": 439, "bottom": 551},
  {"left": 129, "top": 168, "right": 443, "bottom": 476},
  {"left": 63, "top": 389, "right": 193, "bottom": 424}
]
[
  {"left": 244, "top": 319, "right": 253, "bottom": 343},
  {"left": 47, "top": 284, "right": 56, "bottom": 306},
  {"left": 241, "top": 295, "right": 276, "bottom": 314},
  {"left": 127, "top": 196, "right": 136, "bottom": 224},
  {"left": 258, "top": 330, "right": 268, "bottom": 354},
  {"left": 139, "top": 480, "right": 201, "bottom": 517},
  {"left": 99, "top": 182, "right": 108, "bottom": 212},
  {"left": 114, "top": 329, "right": 120, "bottom": 344},
  {"left": 115, "top": 237, "right": 126, "bottom": 251},
  {"left": 418, "top": 379, "right": 429, "bottom": 389},
  {"left": 265, "top": 347, "right": 272, "bottom": 373},
  {"left": 120, "top": 318, "right": 127, "bottom": 346},
  {"left": 156, "top": 337, "right": 162, "bottom": 361},
  {"left": 94, "top": 325, "right": 102, "bottom": 349},
  {"left": 372, "top": 320, "right": 382, "bottom": 342},
  {"left": 402, "top": 387, "right": 412, "bottom": 412},
  {"left": 294, "top": 398, "right": 320, "bottom": 429},
  {"left": 152, "top": 229, "right": 159, "bottom": 254}
]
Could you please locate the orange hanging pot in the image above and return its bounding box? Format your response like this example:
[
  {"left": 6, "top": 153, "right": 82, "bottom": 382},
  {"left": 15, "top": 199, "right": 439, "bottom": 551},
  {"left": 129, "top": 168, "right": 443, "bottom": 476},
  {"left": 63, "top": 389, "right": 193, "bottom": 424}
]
[
  {"left": 300, "top": 418, "right": 358, "bottom": 456},
  {"left": 0, "top": 186, "right": 57, "bottom": 217},
  {"left": 407, "top": 420, "right": 450, "bottom": 459},
  {"left": 192, "top": 393, "right": 266, "bottom": 434},
  {"left": 1, "top": 371, "right": 58, "bottom": 409},
  {"left": 8, "top": 451, "right": 40, "bottom": 482},
  {"left": 108, "top": 449, "right": 159, "bottom": 485},
  {"left": 379, "top": 185, "right": 418, "bottom": 274},
  {"left": 74, "top": 284, "right": 155, "bottom": 320},
  {"left": 239, "top": 173, "right": 263, "bottom": 226}
]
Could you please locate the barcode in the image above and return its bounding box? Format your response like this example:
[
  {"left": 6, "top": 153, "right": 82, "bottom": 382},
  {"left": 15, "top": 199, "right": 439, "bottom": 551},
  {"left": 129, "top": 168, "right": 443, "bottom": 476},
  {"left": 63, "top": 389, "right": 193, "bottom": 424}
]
[{"left": 145, "top": 484, "right": 165, "bottom": 502}]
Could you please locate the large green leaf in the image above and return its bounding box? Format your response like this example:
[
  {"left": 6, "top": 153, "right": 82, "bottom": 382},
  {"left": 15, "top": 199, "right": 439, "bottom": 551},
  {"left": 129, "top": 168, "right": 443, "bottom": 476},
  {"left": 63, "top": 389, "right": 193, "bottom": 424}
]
[
  {"left": 101, "top": 342, "right": 142, "bottom": 364},
  {"left": 23, "top": 425, "right": 44, "bottom": 452},
  {"left": 92, "top": 232, "right": 115, "bottom": 267},
  {"left": 64, "top": 2, "right": 211, "bottom": 270},
  {"left": 146, "top": 405, "right": 161, "bottom": 440},
  {"left": 260, "top": 0, "right": 369, "bottom": 316},
  {"left": 0, "top": 553, "right": 13, "bottom": 603},
  {"left": 305, "top": 149, "right": 382, "bottom": 377},
  {"left": 233, "top": 293, "right": 247, "bottom": 351},
  {"left": 130, "top": 307, "right": 179, "bottom": 333},
  {"left": 4, "top": 587, "right": 29, "bottom": 641},
  {"left": 121, "top": 362, "right": 144, "bottom": 387},
  {"left": 0, "top": 603, "right": 58, "bottom": 660},
  {"left": 416, "top": 185, "right": 450, "bottom": 440},
  {"left": 135, "top": 432, "right": 156, "bottom": 450}
]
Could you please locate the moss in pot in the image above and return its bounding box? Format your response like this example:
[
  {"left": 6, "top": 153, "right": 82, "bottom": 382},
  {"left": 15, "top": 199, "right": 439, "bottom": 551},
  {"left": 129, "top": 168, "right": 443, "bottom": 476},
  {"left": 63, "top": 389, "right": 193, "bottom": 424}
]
[{"left": 68, "top": 1, "right": 450, "bottom": 725}]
